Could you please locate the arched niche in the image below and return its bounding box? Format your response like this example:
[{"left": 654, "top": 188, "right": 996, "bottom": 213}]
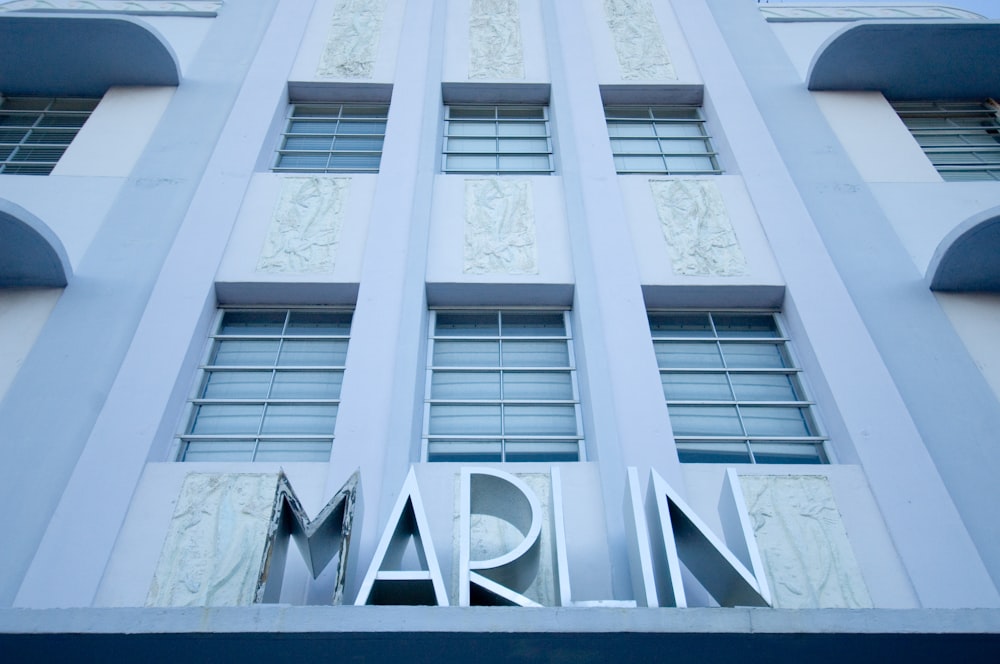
[
  {"left": 0, "top": 200, "right": 71, "bottom": 288},
  {"left": 0, "top": 14, "right": 179, "bottom": 96},
  {"left": 928, "top": 207, "right": 1000, "bottom": 292},
  {"left": 807, "top": 20, "right": 1000, "bottom": 100}
]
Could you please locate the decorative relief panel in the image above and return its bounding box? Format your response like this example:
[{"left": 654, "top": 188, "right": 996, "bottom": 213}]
[
  {"left": 146, "top": 473, "right": 279, "bottom": 607},
  {"left": 0, "top": 0, "right": 222, "bottom": 14},
  {"left": 603, "top": 0, "right": 675, "bottom": 80},
  {"left": 257, "top": 177, "right": 348, "bottom": 274},
  {"left": 649, "top": 179, "right": 746, "bottom": 276},
  {"left": 760, "top": 5, "right": 983, "bottom": 21},
  {"left": 469, "top": 0, "right": 524, "bottom": 80},
  {"left": 464, "top": 179, "right": 538, "bottom": 275},
  {"left": 739, "top": 475, "right": 873, "bottom": 609},
  {"left": 317, "top": 0, "right": 386, "bottom": 79}
]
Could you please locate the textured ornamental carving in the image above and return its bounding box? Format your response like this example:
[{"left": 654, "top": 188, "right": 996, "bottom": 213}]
[
  {"left": 0, "top": 0, "right": 222, "bottom": 14},
  {"left": 649, "top": 179, "right": 746, "bottom": 276},
  {"left": 760, "top": 5, "right": 983, "bottom": 21},
  {"left": 740, "top": 475, "right": 873, "bottom": 609},
  {"left": 469, "top": 0, "right": 524, "bottom": 80},
  {"left": 603, "top": 0, "right": 675, "bottom": 80},
  {"left": 146, "top": 473, "right": 279, "bottom": 607},
  {"left": 464, "top": 179, "right": 538, "bottom": 275},
  {"left": 257, "top": 177, "right": 348, "bottom": 274},
  {"left": 318, "top": 0, "right": 386, "bottom": 79}
]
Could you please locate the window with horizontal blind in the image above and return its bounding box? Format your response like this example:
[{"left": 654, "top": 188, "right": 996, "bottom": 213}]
[
  {"left": 424, "top": 309, "right": 582, "bottom": 462},
  {"left": 178, "top": 309, "right": 351, "bottom": 462},
  {"left": 0, "top": 97, "right": 99, "bottom": 175},
  {"left": 650, "top": 311, "right": 827, "bottom": 464},
  {"left": 605, "top": 105, "right": 720, "bottom": 175},
  {"left": 273, "top": 103, "right": 388, "bottom": 173},
  {"left": 892, "top": 99, "right": 1000, "bottom": 181},
  {"left": 442, "top": 105, "right": 554, "bottom": 174}
]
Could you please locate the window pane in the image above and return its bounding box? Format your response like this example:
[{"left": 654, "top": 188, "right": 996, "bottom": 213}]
[
  {"left": 220, "top": 311, "right": 286, "bottom": 335},
  {"left": 212, "top": 339, "right": 280, "bottom": 366},
  {"left": 662, "top": 373, "right": 732, "bottom": 401},
  {"left": 190, "top": 404, "right": 263, "bottom": 435},
  {"left": 668, "top": 405, "right": 743, "bottom": 436},
  {"left": 662, "top": 155, "right": 717, "bottom": 172},
  {"left": 497, "top": 155, "right": 551, "bottom": 171},
  {"left": 499, "top": 138, "right": 550, "bottom": 153},
  {"left": 431, "top": 371, "right": 501, "bottom": 400},
  {"left": 504, "top": 405, "right": 577, "bottom": 435},
  {"left": 713, "top": 314, "right": 779, "bottom": 337},
  {"left": 260, "top": 404, "right": 338, "bottom": 434},
  {"left": 502, "top": 340, "right": 569, "bottom": 367},
  {"left": 255, "top": 440, "right": 332, "bottom": 462},
  {"left": 654, "top": 341, "right": 722, "bottom": 368},
  {"left": 649, "top": 313, "right": 713, "bottom": 337},
  {"left": 720, "top": 342, "right": 786, "bottom": 369},
  {"left": 429, "top": 404, "right": 502, "bottom": 435},
  {"left": 447, "top": 121, "right": 497, "bottom": 137},
  {"left": 501, "top": 312, "right": 565, "bottom": 336},
  {"left": 750, "top": 442, "right": 826, "bottom": 465},
  {"left": 286, "top": 311, "right": 352, "bottom": 335},
  {"left": 182, "top": 440, "right": 256, "bottom": 462},
  {"left": 436, "top": 312, "right": 499, "bottom": 336},
  {"left": 446, "top": 137, "right": 497, "bottom": 153},
  {"left": 730, "top": 373, "right": 798, "bottom": 401},
  {"left": 433, "top": 340, "right": 500, "bottom": 367},
  {"left": 676, "top": 441, "right": 751, "bottom": 464},
  {"left": 278, "top": 339, "right": 348, "bottom": 366},
  {"left": 607, "top": 122, "right": 656, "bottom": 138},
  {"left": 444, "top": 154, "right": 498, "bottom": 171},
  {"left": 201, "top": 370, "right": 272, "bottom": 399},
  {"left": 503, "top": 371, "right": 573, "bottom": 400},
  {"left": 427, "top": 440, "right": 502, "bottom": 462},
  {"left": 609, "top": 138, "right": 661, "bottom": 154},
  {"left": 505, "top": 441, "right": 579, "bottom": 463},
  {"left": 740, "top": 406, "right": 811, "bottom": 437},
  {"left": 270, "top": 371, "right": 343, "bottom": 399},
  {"left": 498, "top": 121, "right": 547, "bottom": 137}
]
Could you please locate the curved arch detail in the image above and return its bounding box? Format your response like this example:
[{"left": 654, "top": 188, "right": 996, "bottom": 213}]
[
  {"left": 0, "top": 199, "right": 71, "bottom": 288},
  {"left": 0, "top": 14, "right": 179, "bottom": 97},
  {"left": 807, "top": 20, "right": 1000, "bottom": 100},
  {"left": 928, "top": 206, "right": 1000, "bottom": 292}
]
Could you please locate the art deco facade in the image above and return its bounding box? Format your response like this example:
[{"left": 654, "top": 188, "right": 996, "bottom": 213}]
[{"left": 1, "top": 0, "right": 999, "bottom": 659}]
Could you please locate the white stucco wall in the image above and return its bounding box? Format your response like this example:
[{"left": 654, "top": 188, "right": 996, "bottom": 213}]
[
  {"left": 935, "top": 292, "right": 1000, "bottom": 403},
  {"left": 0, "top": 288, "right": 62, "bottom": 402},
  {"left": 442, "top": 0, "right": 550, "bottom": 83},
  {"left": 54, "top": 86, "right": 176, "bottom": 179}
]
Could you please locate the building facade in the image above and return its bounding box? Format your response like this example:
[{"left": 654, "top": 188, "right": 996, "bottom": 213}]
[{"left": 1, "top": 0, "right": 999, "bottom": 659}]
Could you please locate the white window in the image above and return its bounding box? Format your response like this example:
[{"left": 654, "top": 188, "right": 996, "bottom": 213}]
[
  {"left": 273, "top": 103, "right": 388, "bottom": 173},
  {"left": 442, "top": 105, "right": 554, "bottom": 174},
  {"left": 650, "top": 311, "right": 827, "bottom": 464},
  {"left": 178, "top": 309, "right": 351, "bottom": 462},
  {"left": 424, "top": 310, "right": 582, "bottom": 462},
  {"left": 892, "top": 99, "right": 1000, "bottom": 181},
  {"left": 0, "top": 97, "right": 99, "bottom": 175},
  {"left": 605, "top": 105, "right": 720, "bottom": 175}
]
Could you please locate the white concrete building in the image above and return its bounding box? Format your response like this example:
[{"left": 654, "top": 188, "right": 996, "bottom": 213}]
[{"left": 1, "top": 0, "right": 999, "bottom": 659}]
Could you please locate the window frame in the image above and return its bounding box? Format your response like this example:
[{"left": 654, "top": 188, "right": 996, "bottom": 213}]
[
  {"left": 891, "top": 99, "right": 1000, "bottom": 182},
  {"left": 0, "top": 96, "right": 100, "bottom": 175},
  {"left": 649, "top": 309, "right": 828, "bottom": 465},
  {"left": 605, "top": 104, "right": 721, "bottom": 175},
  {"left": 272, "top": 102, "right": 389, "bottom": 174},
  {"left": 442, "top": 104, "right": 555, "bottom": 175},
  {"left": 422, "top": 308, "right": 584, "bottom": 463},
  {"left": 176, "top": 307, "right": 352, "bottom": 463}
]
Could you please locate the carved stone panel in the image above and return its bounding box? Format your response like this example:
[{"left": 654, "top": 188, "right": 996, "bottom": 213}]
[
  {"left": 146, "top": 473, "right": 279, "bottom": 607},
  {"left": 469, "top": 0, "right": 524, "bottom": 80},
  {"left": 317, "top": 0, "right": 386, "bottom": 79},
  {"left": 649, "top": 179, "right": 746, "bottom": 276},
  {"left": 464, "top": 179, "right": 538, "bottom": 275},
  {"left": 739, "top": 475, "right": 873, "bottom": 609},
  {"left": 603, "top": 0, "right": 675, "bottom": 80},
  {"left": 257, "top": 177, "right": 348, "bottom": 274}
]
